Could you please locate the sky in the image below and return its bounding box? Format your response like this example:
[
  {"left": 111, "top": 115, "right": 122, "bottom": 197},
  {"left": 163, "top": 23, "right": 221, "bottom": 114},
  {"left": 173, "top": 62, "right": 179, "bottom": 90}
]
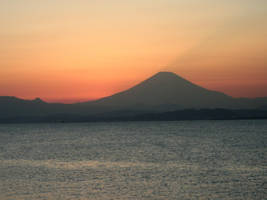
[{"left": 0, "top": 0, "right": 267, "bottom": 103}]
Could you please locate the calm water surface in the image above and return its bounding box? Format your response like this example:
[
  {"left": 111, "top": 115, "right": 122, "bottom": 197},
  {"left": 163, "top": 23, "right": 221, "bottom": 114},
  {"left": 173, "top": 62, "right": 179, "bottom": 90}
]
[{"left": 0, "top": 120, "right": 266, "bottom": 200}]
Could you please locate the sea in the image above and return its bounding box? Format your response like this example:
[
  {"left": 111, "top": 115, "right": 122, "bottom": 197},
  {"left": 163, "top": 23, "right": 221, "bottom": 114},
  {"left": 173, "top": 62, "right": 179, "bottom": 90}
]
[{"left": 0, "top": 120, "right": 266, "bottom": 200}]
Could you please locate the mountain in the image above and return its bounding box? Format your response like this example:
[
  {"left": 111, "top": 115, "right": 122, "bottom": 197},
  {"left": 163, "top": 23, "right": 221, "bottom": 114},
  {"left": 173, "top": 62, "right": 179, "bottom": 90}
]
[
  {"left": 0, "top": 71, "right": 267, "bottom": 122},
  {"left": 87, "top": 72, "right": 234, "bottom": 110}
]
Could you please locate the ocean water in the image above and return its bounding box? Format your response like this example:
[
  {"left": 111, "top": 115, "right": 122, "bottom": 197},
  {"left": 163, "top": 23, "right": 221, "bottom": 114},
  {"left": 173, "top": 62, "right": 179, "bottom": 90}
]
[{"left": 0, "top": 120, "right": 266, "bottom": 200}]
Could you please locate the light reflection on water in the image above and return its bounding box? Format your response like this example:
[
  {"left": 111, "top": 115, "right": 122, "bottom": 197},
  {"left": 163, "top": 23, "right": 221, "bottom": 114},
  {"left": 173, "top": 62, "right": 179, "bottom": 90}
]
[{"left": 0, "top": 120, "right": 266, "bottom": 199}]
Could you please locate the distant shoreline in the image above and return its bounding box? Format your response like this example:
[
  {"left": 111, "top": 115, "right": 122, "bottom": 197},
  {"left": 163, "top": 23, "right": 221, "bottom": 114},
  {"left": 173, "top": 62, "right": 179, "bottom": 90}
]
[{"left": 1, "top": 109, "right": 267, "bottom": 124}]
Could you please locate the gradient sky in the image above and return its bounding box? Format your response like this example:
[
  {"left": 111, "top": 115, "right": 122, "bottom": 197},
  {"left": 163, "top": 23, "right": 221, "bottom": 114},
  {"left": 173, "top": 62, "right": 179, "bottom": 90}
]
[{"left": 1, "top": 0, "right": 267, "bottom": 102}]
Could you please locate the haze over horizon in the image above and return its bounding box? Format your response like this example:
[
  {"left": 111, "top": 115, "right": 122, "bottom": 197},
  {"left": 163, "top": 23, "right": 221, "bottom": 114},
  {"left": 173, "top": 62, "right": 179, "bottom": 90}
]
[{"left": 1, "top": 0, "right": 267, "bottom": 103}]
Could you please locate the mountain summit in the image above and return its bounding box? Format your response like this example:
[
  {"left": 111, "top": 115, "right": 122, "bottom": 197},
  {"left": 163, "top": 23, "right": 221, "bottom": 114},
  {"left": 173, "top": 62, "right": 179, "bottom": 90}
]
[{"left": 90, "top": 71, "right": 233, "bottom": 110}]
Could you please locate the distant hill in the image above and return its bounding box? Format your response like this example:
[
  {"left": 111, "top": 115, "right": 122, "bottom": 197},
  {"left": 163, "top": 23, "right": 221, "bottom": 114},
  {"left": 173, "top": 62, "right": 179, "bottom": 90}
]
[
  {"left": 0, "top": 96, "right": 47, "bottom": 117},
  {"left": 0, "top": 71, "right": 267, "bottom": 122}
]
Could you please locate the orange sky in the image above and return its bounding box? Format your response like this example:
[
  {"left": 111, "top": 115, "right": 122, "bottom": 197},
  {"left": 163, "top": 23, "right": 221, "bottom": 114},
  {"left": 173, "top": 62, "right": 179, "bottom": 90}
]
[{"left": 1, "top": 0, "right": 267, "bottom": 103}]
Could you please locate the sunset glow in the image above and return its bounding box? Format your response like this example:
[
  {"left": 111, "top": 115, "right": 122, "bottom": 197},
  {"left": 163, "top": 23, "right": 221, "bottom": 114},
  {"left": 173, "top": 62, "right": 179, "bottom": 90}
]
[{"left": 1, "top": 0, "right": 267, "bottom": 102}]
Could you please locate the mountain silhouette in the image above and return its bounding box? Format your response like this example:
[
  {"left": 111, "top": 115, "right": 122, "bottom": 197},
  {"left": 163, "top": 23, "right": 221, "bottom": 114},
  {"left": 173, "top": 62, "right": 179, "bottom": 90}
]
[
  {"left": 88, "top": 71, "right": 233, "bottom": 110},
  {"left": 0, "top": 71, "right": 267, "bottom": 122}
]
